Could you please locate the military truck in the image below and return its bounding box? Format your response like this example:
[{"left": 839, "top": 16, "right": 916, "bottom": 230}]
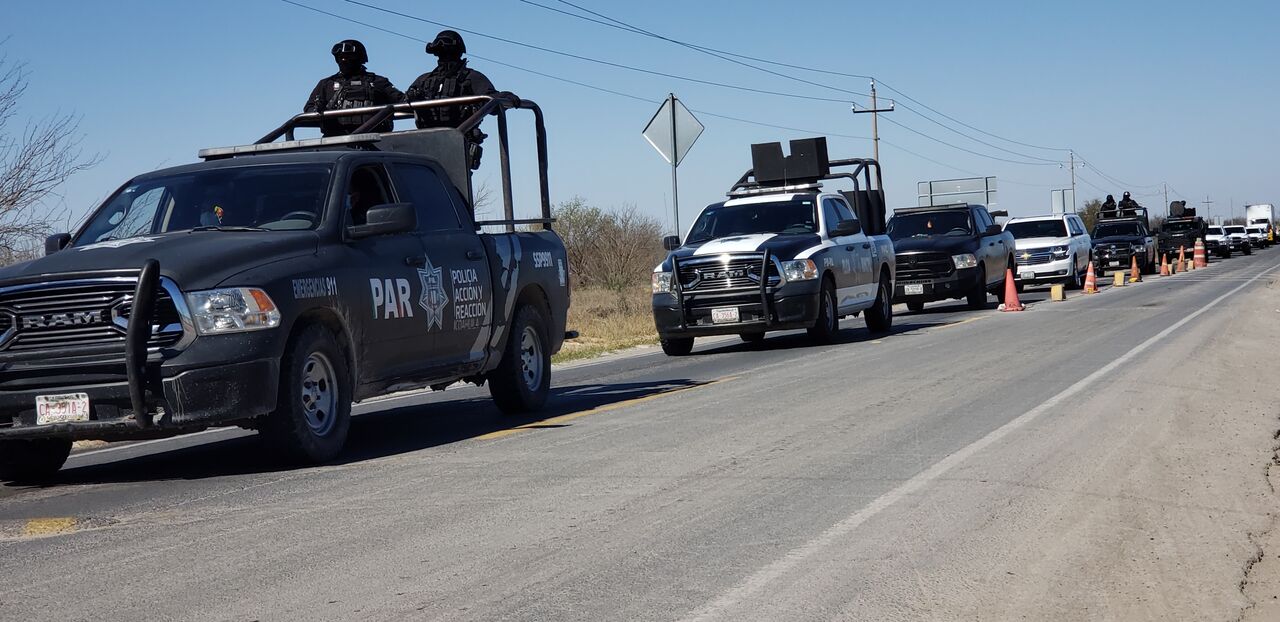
[
  {"left": 1158, "top": 202, "right": 1210, "bottom": 259},
  {"left": 0, "top": 94, "right": 570, "bottom": 481}
]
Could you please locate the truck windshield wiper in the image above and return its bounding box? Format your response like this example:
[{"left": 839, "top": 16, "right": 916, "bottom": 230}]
[{"left": 190, "top": 226, "right": 268, "bottom": 232}]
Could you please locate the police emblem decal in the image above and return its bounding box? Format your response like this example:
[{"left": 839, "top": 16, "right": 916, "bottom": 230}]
[{"left": 418, "top": 257, "right": 449, "bottom": 331}]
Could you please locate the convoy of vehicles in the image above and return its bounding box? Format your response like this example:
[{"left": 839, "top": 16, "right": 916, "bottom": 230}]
[
  {"left": 1002, "top": 214, "right": 1092, "bottom": 290},
  {"left": 0, "top": 95, "right": 571, "bottom": 481},
  {"left": 888, "top": 203, "right": 1015, "bottom": 311},
  {"left": 651, "top": 138, "right": 895, "bottom": 355},
  {"left": 1091, "top": 207, "right": 1157, "bottom": 277}
]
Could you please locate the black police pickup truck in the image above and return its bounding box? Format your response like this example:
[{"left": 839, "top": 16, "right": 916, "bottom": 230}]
[
  {"left": 889, "top": 203, "right": 1015, "bottom": 311},
  {"left": 651, "top": 138, "right": 895, "bottom": 355},
  {"left": 1092, "top": 206, "right": 1157, "bottom": 277},
  {"left": 0, "top": 94, "right": 569, "bottom": 480}
]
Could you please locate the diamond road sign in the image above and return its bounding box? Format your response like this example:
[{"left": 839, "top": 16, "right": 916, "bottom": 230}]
[{"left": 642, "top": 96, "right": 704, "bottom": 167}]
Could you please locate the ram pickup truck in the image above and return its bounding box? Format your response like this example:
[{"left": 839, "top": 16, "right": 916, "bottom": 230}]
[
  {"left": 889, "top": 203, "right": 1014, "bottom": 311},
  {"left": 1092, "top": 207, "right": 1157, "bottom": 277},
  {"left": 0, "top": 94, "right": 570, "bottom": 481},
  {"left": 651, "top": 138, "right": 895, "bottom": 355}
]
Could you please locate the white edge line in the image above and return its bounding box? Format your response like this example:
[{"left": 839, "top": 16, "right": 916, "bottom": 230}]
[{"left": 681, "top": 260, "right": 1280, "bottom": 621}]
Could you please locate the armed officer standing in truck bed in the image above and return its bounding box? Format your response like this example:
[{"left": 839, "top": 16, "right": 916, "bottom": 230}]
[
  {"left": 406, "top": 30, "right": 496, "bottom": 169},
  {"left": 304, "top": 39, "right": 405, "bottom": 137}
]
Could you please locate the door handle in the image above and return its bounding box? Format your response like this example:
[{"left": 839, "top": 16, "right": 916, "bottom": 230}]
[
  {"left": 862, "top": 243, "right": 871, "bottom": 249},
  {"left": 405, "top": 255, "right": 427, "bottom": 267},
  {"left": 466, "top": 249, "right": 484, "bottom": 261},
  {"left": 845, "top": 246, "right": 855, "bottom": 251}
]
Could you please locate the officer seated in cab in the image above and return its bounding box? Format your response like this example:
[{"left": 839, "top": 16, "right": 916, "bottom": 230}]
[
  {"left": 406, "top": 30, "right": 497, "bottom": 169},
  {"left": 304, "top": 39, "right": 405, "bottom": 137}
]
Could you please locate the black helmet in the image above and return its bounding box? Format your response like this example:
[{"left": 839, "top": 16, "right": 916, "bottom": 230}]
[
  {"left": 1122, "top": 191, "right": 1131, "bottom": 199},
  {"left": 426, "top": 30, "right": 466, "bottom": 56},
  {"left": 331, "top": 39, "right": 368, "bottom": 64}
]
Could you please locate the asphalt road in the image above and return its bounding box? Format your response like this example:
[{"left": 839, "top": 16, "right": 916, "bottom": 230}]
[{"left": 2, "top": 252, "right": 1279, "bottom": 621}]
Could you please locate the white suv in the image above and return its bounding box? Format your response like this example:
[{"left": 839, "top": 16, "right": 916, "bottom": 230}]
[{"left": 1003, "top": 213, "right": 1093, "bottom": 289}]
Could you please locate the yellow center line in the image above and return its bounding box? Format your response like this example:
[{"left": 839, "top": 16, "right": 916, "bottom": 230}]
[
  {"left": 477, "top": 375, "right": 740, "bottom": 441},
  {"left": 22, "top": 517, "right": 79, "bottom": 537},
  {"left": 931, "top": 315, "right": 990, "bottom": 331}
]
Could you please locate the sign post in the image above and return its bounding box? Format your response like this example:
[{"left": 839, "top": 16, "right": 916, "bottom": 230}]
[{"left": 643, "top": 93, "right": 704, "bottom": 238}]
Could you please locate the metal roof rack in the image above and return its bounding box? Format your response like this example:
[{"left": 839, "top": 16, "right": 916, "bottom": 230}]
[
  {"left": 198, "top": 133, "right": 382, "bottom": 159},
  {"left": 726, "top": 182, "right": 823, "bottom": 198}
]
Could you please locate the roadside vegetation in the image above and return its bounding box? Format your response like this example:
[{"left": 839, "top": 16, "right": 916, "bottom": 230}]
[{"left": 553, "top": 196, "right": 664, "bottom": 363}]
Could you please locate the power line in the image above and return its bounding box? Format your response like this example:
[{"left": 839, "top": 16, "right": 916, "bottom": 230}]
[{"left": 337, "top": 0, "right": 852, "bottom": 104}]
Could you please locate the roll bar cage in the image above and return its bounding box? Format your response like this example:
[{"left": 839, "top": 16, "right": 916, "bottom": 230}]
[
  {"left": 727, "top": 157, "right": 888, "bottom": 236},
  {"left": 217, "top": 93, "right": 551, "bottom": 232}
]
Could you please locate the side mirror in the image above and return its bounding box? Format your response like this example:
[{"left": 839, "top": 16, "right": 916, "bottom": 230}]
[
  {"left": 347, "top": 203, "right": 416, "bottom": 239},
  {"left": 831, "top": 219, "right": 863, "bottom": 237},
  {"left": 662, "top": 235, "right": 681, "bottom": 251},
  {"left": 45, "top": 233, "right": 71, "bottom": 256},
  {"left": 985, "top": 224, "right": 1003, "bottom": 236}
]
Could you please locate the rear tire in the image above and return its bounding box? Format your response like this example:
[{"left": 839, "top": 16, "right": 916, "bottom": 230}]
[
  {"left": 807, "top": 278, "right": 839, "bottom": 344},
  {"left": 261, "top": 324, "right": 352, "bottom": 463},
  {"left": 739, "top": 332, "right": 766, "bottom": 344},
  {"left": 864, "top": 274, "right": 893, "bottom": 333},
  {"left": 660, "top": 337, "right": 695, "bottom": 356},
  {"left": 489, "top": 304, "right": 552, "bottom": 414},
  {"left": 0, "top": 438, "right": 72, "bottom": 482}
]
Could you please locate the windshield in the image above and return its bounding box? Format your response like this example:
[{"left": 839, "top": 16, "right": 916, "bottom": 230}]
[
  {"left": 1208, "top": 227, "right": 1226, "bottom": 236},
  {"left": 1225, "top": 226, "right": 1246, "bottom": 234},
  {"left": 1163, "top": 221, "right": 1200, "bottom": 233},
  {"left": 1005, "top": 220, "right": 1066, "bottom": 239},
  {"left": 685, "top": 199, "right": 817, "bottom": 244},
  {"left": 74, "top": 164, "right": 333, "bottom": 246},
  {"left": 887, "top": 211, "right": 973, "bottom": 240},
  {"left": 1093, "top": 222, "right": 1141, "bottom": 238}
]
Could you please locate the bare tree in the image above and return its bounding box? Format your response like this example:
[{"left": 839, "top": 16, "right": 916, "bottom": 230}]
[
  {"left": 554, "top": 197, "right": 664, "bottom": 292},
  {"left": 0, "top": 49, "right": 98, "bottom": 264},
  {"left": 1078, "top": 198, "right": 1103, "bottom": 232}
]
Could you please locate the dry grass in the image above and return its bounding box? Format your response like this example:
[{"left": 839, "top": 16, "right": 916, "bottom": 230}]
[{"left": 554, "top": 285, "right": 657, "bottom": 363}]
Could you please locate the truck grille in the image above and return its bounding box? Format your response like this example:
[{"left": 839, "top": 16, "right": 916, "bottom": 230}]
[
  {"left": 0, "top": 280, "right": 184, "bottom": 353},
  {"left": 1015, "top": 249, "right": 1056, "bottom": 266},
  {"left": 677, "top": 253, "right": 780, "bottom": 292},
  {"left": 896, "top": 252, "right": 954, "bottom": 280}
]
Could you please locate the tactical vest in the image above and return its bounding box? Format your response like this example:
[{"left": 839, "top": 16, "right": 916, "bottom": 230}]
[
  {"left": 416, "top": 68, "right": 474, "bottom": 127},
  {"left": 321, "top": 74, "right": 392, "bottom": 135}
]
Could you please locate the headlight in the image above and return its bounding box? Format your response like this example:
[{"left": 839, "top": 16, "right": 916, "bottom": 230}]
[
  {"left": 1050, "top": 245, "right": 1069, "bottom": 257},
  {"left": 651, "top": 271, "right": 673, "bottom": 294},
  {"left": 185, "top": 287, "right": 281, "bottom": 335},
  {"left": 1131, "top": 244, "right": 1145, "bottom": 253},
  {"left": 781, "top": 259, "right": 818, "bottom": 281},
  {"left": 952, "top": 253, "right": 978, "bottom": 269}
]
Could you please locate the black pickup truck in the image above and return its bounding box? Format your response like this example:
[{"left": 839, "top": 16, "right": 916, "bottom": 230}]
[
  {"left": 1092, "top": 206, "right": 1157, "bottom": 277},
  {"left": 888, "top": 203, "right": 1015, "bottom": 311},
  {"left": 0, "top": 94, "right": 570, "bottom": 481}
]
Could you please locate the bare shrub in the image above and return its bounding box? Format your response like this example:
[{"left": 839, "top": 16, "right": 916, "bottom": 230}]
[{"left": 555, "top": 197, "right": 664, "bottom": 292}]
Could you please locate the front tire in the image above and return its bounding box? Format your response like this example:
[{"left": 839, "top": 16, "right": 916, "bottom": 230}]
[
  {"left": 261, "top": 324, "right": 352, "bottom": 463},
  {"left": 1066, "top": 255, "right": 1084, "bottom": 290},
  {"left": 864, "top": 274, "right": 893, "bottom": 333},
  {"left": 490, "top": 304, "right": 552, "bottom": 413},
  {"left": 966, "top": 267, "right": 988, "bottom": 310},
  {"left": 660, "top": 337, "right": 694, "bottom": 356},
  {"left": 807, "top": 278, "right": 839, "bottom": 344},
  {"left": 0, "top": 438, "right": 72, "bottom": 482}
]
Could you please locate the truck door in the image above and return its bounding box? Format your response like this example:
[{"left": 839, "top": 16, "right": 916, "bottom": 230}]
[
  {"left": 974, "top": 207, "right": 1004, "bottom": 286},
  {"left": 392, "top": 162, "right": 493, "bottom": 375},
  {"left": 823, "top": 197, "right": 874, "bottom": 312},
  {"left": 339, "top": 162, "right": 434, "bottom": 380}
]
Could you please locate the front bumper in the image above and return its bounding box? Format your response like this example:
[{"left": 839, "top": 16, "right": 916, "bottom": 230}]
[
  {"left": 653, "top": 280, "right": 821, "bottom": 338},
  {"left": 1012, "top": 256, "right": 1072, "bottom": 284},
  {"left": 893, "top": 266, "right": 980, "bottom": 303}
]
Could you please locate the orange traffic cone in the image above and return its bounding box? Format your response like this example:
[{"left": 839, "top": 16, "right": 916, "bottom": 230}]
[
  {"left": 1160, "top": 253, "right": 1170, "bottom": 276},
  {"left": 1083, "top": 261, "right": 1098, "bottom": 293},
  {"left": 1178, "top": 245, "right": 1186, "bottom": 268},
  {"left": 1129, "top": 254, "right": 1142, "bottom": 283},
  {"left": 1194, "top": 238, "right": 1208, "bottom": 268},
  {"left": 1000, "top": 268, "right": 1024, "bottom": 312}
]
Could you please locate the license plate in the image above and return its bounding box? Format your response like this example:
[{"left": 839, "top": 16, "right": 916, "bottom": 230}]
[
  {"left": 1108, "top": 260, "right": 1121, "bottom": 267},
  {"left": 710, "top": 307, "right": 740, "bottom": 324},
  {"left": 904, "top": 284, "right": 925, "bottom": 295},
  {"left": 36, "top": 393, "right": 90, "bottom": 425},
  {"left": 1020, "top": 271, "right": 1036, "bottom": 281}
]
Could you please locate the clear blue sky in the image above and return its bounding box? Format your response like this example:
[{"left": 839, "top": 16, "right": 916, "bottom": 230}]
[{"left": 7, "top": 0, "right": 1278, "bottom": 233}]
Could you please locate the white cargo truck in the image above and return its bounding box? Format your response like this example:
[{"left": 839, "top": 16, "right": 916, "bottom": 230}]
[{"left": 1246, "top": 204, "right": 1276, "bottom": 241}]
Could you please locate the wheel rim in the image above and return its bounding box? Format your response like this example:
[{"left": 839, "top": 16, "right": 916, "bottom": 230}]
[
  {"left": 878, "top": 280, "right": 890, "bottom": 318},
  {"left": 518, "top": 326, "right": 544, "bottom": 392},
  {"left": 823, "top": 289, "right": 835, "bottom": 331},
  {"left": 300, "top": 352, "right": 339, "bottom": 436}
]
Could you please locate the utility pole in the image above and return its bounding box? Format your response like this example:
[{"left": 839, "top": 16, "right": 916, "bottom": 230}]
[
  {"left": 1163, "top": 182, "right": 1168, "bottom": 216},
  {"left": 1070, "top": 151, "right": 1077, "bottom": 213},
  {"left": 851, "top": 79, "right": 895, "bottom": 163},
  {"left": 1202, "top": 196, "right": 1215, "bottom": 224}
]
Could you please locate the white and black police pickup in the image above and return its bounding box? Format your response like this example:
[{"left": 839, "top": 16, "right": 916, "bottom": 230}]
[
  {"left": 0, "top": 94, "right": 570, "bottom": 481},
  {"left": 651, "top": 138, "right": 895, "bottom": 356}
]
